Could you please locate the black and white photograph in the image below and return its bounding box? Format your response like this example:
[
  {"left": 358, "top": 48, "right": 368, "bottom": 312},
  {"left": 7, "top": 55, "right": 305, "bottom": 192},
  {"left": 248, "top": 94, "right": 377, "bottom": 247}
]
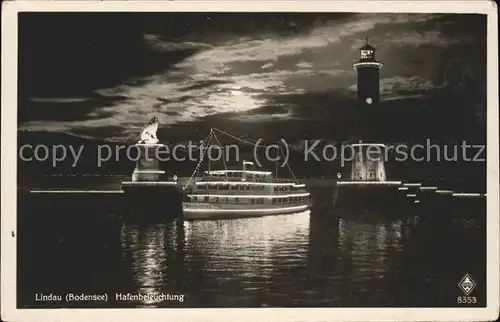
[{"left": 1, "top": 1, "right": 499, "bottom": 321}]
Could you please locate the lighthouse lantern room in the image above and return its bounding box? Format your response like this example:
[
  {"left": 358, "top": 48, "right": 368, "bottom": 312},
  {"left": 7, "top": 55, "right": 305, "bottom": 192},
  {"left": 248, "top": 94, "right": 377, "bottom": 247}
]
[{"left": 354, "top": 38, "right": 383, "bottom": 107}]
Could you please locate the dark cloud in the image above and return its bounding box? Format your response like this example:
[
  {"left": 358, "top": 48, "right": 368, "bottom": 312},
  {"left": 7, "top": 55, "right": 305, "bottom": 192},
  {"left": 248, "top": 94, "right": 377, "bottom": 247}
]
[{"left": 18, "top": 12, "right": 486, "bottom": 143}]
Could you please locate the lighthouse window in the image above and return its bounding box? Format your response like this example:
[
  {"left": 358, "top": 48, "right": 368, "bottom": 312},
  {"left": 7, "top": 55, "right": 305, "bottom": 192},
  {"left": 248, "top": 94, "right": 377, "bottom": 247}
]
[{"left": 361, "top": 49, "right": 373, "bottom": 59}]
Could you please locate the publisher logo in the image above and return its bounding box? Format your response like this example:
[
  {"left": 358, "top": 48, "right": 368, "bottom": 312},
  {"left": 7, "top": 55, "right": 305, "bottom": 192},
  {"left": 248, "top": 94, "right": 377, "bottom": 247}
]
[{"left": 458, "top": 274, "right": 476, "bottom": 295}]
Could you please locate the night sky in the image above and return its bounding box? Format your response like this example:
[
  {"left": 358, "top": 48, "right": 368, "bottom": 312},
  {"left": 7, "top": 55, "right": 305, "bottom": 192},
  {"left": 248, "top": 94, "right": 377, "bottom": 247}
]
[{"left": 18, "top": 13, "right": 487, "bottom": 144}]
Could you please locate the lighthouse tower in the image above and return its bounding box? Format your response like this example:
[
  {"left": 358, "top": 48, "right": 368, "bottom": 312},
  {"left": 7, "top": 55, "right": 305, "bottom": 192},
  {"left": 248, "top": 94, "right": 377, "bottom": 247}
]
[
  {"left": 353, "top": 38, "right": 383, "bottom": 107},
  {"left": 333, "top": 38, "right": 406, "bottom": 215},
  {"left": 350, "top": 38, "right": 387, "bottom": 182}
]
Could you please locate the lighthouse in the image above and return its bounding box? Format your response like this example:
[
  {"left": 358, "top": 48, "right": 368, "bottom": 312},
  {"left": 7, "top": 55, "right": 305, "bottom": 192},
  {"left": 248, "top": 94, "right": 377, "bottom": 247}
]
[
  {"left": 353, "top": 38, "right": 383, "bottom": 107},
  {"left": 333, "top": 37, "right": 402, "bottom": 216},
  {"left": 349, "top": 38, "right": 387, "bottom": 182}
]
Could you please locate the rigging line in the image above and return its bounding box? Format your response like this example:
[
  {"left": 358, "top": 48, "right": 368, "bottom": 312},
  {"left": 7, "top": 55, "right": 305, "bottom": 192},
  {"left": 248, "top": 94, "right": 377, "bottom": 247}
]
[
  {"left": 214, "top": 128, "right": 262, "bottom": 147},
  {"left": 213, "top": 127, "right": 305, "bottom": 154},
  {"left": 188, "top": 128, "right": 301, "bottom": 185},
  {"left": 212, "top": 128, "right": 269, "bottom": 148},
  {"left": 280, "top": 146, "right": 299, "bottom": 184},
  {"left": 214, "top": 127, "right": 301, "bottom": 183},
  {"left": 207, "top": 128, "right": 213, "bottom": 174},
  {"left": 184, "top": 131, "right": 214, "bottom": 190},
  {"left": 187, "top": 132, "right": 212, "bottom": 186},
  {"left": 274, "top": 155, "right": 279, "bottom": 183},
  {"left": 211, "top": 131, "right": 229, "bottom": 181}
]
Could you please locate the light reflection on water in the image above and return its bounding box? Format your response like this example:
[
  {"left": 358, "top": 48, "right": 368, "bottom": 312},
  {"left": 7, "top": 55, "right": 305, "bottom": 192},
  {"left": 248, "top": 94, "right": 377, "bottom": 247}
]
[
  {"left": 18, "top": 182, "right": 487, "bottom": 308},
  {"left": 121, "top": 225, "right": 165, "bottom": 306},
  {"left": 337, "top": 218, "right": 403, "bottom": 282},
  {"left": 183, "top": 211, "right": 311, "bottom": 283},
  {"left": 118, "top": 210, "right": 415, "bottom": 307},
  {"left": 120, "top": 221, "right": 185, "bottom": 307}
]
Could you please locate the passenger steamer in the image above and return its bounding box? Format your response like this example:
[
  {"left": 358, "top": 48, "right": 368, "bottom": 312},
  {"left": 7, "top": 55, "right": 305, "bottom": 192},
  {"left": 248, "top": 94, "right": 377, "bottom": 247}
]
[{"left": 183, "top": 161, "right": 312, "bottom": 220}]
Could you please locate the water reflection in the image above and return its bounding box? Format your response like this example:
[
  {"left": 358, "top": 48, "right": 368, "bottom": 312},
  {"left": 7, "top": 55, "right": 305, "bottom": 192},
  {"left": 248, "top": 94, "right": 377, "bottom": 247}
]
[
  {"left": 119, "top": 211, "right": 311, "bottom": 306},
  {"left": 337, "top": 218, "right": 403, "bottom": 282},
  {"left": 120, "top": 221, "right": 185, "bottom": 307},
  {"left": 182, "top": 211, "right": 311, "bottom": 306},
  {"left": 19, "top": 185, "right": 487, "bottom": 308},
  {"left": 116, "top": 208, "right": 481, "bottom": 307},
  {"left": 183, "top": 211, "right": 311, "bottom": 276},
  {"left": 119, "top": 211, "right": 409, "bottom": 307}
]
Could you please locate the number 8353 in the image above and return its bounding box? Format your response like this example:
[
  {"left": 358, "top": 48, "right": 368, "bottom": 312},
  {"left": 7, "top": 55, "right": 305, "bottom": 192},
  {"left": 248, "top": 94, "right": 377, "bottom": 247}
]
[{"left": 457, "top": 296, "right": 477, "bottom": 304}]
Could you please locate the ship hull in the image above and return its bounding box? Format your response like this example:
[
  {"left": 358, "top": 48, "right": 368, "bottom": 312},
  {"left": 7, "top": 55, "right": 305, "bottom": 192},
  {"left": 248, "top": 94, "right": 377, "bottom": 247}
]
[{"left": 182, "top": 202, "right": 311, "bottom": 220}]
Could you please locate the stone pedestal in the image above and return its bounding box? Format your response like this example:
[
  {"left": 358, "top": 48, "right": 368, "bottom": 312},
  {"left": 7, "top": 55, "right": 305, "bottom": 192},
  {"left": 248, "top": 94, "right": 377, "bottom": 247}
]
[
  {"left": 131, "top": 143, "right": 166, "bottom": 182},
  {"left": 350, "top": 143, "right": 387, "bottom": 181},
  {"left": 334, "top": 143, "right": 403, "bottom": 217},
  {"left": 121, "top": 143, "right": 183, "bottom": 221},
  {"left": 333, "top": 181, "right": 402, "bottom": 217}
]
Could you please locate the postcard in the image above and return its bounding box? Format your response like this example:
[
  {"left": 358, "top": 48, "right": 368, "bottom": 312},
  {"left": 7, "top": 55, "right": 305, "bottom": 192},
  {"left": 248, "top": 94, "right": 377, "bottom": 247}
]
[{"left": 2, "top": 1, "right": 498, "bottom": 321}]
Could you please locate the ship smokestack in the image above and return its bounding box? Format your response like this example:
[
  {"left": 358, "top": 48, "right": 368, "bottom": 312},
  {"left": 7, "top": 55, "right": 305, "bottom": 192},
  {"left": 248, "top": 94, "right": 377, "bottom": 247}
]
[{"left": 243, "top": 160, "right": 254, "bottom": 171}]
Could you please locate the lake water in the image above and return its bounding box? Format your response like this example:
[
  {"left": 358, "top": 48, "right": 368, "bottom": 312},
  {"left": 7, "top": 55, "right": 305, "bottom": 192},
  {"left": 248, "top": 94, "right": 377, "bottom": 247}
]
[{"left": 17, "top": 178, "right": 486, "bottom": 308}]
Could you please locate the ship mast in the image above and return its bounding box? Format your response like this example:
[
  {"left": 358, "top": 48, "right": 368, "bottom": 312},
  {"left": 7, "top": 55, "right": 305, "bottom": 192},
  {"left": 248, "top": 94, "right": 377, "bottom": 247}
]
[
  {"left": 275, "top": 156, "right": 279, "bottom": 182},
  {"left": 208, "top": 129, "right": 212, "bottom": 175}
]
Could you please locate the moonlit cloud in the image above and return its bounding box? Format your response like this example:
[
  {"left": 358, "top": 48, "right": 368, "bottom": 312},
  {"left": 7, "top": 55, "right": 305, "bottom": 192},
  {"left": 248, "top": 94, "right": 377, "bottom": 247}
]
[
  {"left": 19, "top": 13, "right": 485, "bottom": 142},
  {"left": 261, "top": 62, "right": 274, "bottom": 69},
  {"left": 348, "top": 76, "right": 441, "bottom": 100},
  {"left": 230, "top": 110, "right": 296, "bottom": 123},
  {"left": 383, "top": 30, "right": 477, "bottom": 47},
  {"left": 379, "top": 76, "right": 440, "bottom": 95},
  {"left": 29, "top": 97, "right": 90, "bottom": 103},
  {"left": 296, "top": 62, "right": 313, "bottom": 69},
  {"left": 143, "top": 34, "right": 213, "bottom": 52}
]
